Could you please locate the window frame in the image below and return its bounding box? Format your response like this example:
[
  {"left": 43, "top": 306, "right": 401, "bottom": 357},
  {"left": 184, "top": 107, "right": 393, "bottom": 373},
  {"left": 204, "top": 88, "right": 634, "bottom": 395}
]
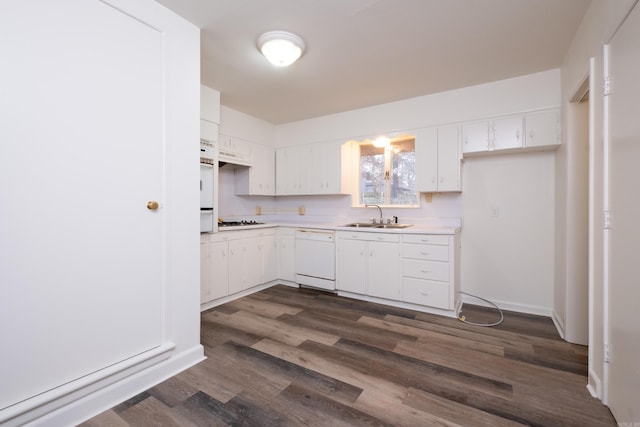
[{"left": 354, "top": 134, "right": 420, "bottom": 208}]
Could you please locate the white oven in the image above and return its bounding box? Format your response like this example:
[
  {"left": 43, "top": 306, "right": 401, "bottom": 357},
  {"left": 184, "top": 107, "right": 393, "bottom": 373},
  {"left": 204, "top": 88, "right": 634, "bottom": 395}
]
[{"left": 200, "top": 139, "right": 216, "bottom": 233}]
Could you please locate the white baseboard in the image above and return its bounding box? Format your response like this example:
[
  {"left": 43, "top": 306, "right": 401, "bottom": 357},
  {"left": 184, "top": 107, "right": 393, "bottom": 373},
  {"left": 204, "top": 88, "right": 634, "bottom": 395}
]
[
  {"left": 8, "top": 344, "right": 205, "bottom": 427},
  {"left": 551, "top": 310, "right": 566, "bottom": 339},
  {"left": 587, "top": 369, "right": 602, "bottom": 399},
  {"left": 460, "top": 294, "right": 552, "bottom": 317}
]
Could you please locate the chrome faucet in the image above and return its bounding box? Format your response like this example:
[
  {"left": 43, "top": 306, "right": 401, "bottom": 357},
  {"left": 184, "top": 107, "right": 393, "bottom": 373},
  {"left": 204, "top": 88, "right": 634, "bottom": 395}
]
[{"left": 365, "top": 204, "right": 383, "bottom": 224}]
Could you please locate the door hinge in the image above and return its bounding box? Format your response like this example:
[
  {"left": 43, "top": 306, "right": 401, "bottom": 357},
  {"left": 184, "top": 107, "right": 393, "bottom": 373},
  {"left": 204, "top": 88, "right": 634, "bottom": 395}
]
[
  {"left": 604, "top": 210, "right": 611, "bottom": 229},
  {"left": 604, "top": 76, "right": 612, "bottom": 96},
  {"left": 604, "top": 343, "right": 611, "bottom": 363}
]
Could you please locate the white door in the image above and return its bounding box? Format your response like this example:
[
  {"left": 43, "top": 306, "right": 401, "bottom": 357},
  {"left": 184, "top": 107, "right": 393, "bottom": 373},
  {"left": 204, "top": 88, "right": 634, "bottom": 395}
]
[
  {"left": 0, "top": 0, "right": 167, "bottom": 410},
  {"left": 605, "top": 2, "right": 640, "bottom": 421}
]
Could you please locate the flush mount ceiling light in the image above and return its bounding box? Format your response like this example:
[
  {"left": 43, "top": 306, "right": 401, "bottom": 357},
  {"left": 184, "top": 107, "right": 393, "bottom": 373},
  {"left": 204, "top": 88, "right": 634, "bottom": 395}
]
[{"left": 257, "top": 31, "right": 305, "bottom": 67}]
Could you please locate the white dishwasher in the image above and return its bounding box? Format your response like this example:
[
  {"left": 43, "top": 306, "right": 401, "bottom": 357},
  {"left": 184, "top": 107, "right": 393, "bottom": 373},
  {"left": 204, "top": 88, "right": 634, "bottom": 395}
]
[{"left": 295, "top": 229, "right": 336, "bottom": 291}]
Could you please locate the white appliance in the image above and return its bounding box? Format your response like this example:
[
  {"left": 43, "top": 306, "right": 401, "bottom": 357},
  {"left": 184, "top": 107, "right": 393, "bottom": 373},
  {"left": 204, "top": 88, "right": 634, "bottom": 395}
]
[
  {"left": 295, "top": 229, "right": 336, "bottom": 290},
  {"left": 200, "top": 140, "right": 216, "bottom": 233}
]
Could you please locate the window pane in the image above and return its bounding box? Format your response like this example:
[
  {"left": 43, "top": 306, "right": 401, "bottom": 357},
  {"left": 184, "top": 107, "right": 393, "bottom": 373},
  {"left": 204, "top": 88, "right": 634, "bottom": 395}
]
[
  {"left": 360, "top": 148, "right": 385, "bottom": 204},
  {"left": 390, "top": 148, "right": 417, "bottom": 205}
]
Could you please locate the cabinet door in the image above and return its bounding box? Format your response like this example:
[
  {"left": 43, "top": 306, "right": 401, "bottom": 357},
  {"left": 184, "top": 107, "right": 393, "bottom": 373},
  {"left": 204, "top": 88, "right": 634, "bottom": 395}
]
[
  {"left": 309, "top": 143, "right": 326, "bottom": 194},
  {"left": 228, "top": 239, "right": 245, "bottom": 294},
  {"left": 200, "top": 241, "right": 211, "bottom": 303},
  {"left": 415, "top": 128, "right": 438, "bottom": 192},
  {"left": 462, "top": 121, "right": 490, "bottom": 153},
  {"left": 524, "top": 110, "right": 559, "bottom": 148},
  {"left": 210, "top": 240, "right": 229, "bottom": 300},
  {"left": 262, "top": 233, "right": 278, "bottom": 283},
  {"left": 437, "top": 125, "right": 461, "bottom": 192},
  {"left": 336, "top": 239, "right": 367, "bottom": 294},
  {"left": 236, "top": 144, "right": 275, "bottom": 196},
  {"left": 295, "top": 145, "right": 312, "bottom": 194},
  {"left": 492, "top": 116, "right": 523, "bottom": 150},
  {"left": 278, "top": 231, "right": 296, "bottom": 282},
  {"left": 368, "top": 241, "right": 402, "bottom": 300},
  {"left": 245, "top": 236, "right": 263, "bottom": 289},
  {"left": 276, "top": 147, "right": 290, "bottom": 195}
]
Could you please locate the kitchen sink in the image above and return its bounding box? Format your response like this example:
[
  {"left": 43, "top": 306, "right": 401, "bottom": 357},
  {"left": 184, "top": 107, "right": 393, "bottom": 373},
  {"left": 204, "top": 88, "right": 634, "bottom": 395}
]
[
  {"left": 375, "top": 224, "right": 413, "bottom": 229},
  {"left": 342, "top": 223, "right": 413, "bottom": 229}
]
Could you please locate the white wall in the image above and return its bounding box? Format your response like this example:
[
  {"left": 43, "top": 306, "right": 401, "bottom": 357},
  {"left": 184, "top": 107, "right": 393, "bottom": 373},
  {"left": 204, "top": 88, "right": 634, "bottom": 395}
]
[
  {"left": 276, "top": 69, "right": 560, "bottom": 146},
  {"left": 462, "top": 152, "right": 556, "bottom": 315},
  {"left": 220, "top": 105, "right": 276, "bottom": 145}
]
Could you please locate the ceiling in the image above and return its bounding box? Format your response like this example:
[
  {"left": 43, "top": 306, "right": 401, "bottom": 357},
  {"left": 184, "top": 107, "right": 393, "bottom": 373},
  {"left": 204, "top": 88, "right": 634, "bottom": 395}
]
[{"left": 156, "top": 0, "right": 591, "bottom": 125}]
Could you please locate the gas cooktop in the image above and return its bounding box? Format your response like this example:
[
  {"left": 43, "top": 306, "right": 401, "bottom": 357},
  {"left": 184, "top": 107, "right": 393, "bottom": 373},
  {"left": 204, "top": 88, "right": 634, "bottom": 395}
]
[{"left": 218, "top": 220, "right": 265, "bottom": 227}]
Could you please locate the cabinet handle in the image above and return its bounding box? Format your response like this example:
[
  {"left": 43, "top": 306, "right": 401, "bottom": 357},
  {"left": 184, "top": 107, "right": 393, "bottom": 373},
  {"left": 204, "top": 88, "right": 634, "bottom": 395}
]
[
  {"left": 420, "top": 292, "right": 430, "bottom": 296},
  {"left": 420, "top": 252, "right": 429, "bottom": 256},
  {"left": 516, "top": 129, "right": 520, "bottom": 140},
  {"left": 421, "top": 270, "right": 430, "bottom": 273}
]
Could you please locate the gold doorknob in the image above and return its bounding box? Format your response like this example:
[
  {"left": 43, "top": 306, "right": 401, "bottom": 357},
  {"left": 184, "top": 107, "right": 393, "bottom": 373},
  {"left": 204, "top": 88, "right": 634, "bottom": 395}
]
[{"left": 147, "top": 201, "right": 159, "bottom": 210}]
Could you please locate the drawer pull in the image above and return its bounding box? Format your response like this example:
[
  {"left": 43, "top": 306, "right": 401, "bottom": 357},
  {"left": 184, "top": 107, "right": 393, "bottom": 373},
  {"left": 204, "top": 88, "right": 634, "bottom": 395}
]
[
  {"left": 421, "top": 270, "right": 430, "bottom": 273},
  {"left": 420, "top": 252, "right": 429, "bottom": 256},
  {"left": 420, "top": 292, "right": 430, "bottom": 296}
]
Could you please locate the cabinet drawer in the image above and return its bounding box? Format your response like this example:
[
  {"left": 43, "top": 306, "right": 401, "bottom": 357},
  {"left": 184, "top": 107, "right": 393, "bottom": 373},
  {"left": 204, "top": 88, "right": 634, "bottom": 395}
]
[
  {"left": 403, "top": 277, "right": 450, "bottom": 309},
  {"left": 403, "top": 234, "right": 449, "bottom": 246},
  {"left": 403, "top": 243, "right": 448, "bottom": 261},
  {"left": 336, "top": 231, "right": 400, "bottom": 243},
  {"left": 403, "top": 259, "right": 449, "bottom": 282}
]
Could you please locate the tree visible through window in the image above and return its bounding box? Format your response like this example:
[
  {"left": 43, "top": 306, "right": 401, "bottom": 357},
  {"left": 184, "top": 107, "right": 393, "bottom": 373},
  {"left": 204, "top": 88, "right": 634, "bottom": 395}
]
[{"left": 359, "top": 136, "right": 418, "bottom": 206}]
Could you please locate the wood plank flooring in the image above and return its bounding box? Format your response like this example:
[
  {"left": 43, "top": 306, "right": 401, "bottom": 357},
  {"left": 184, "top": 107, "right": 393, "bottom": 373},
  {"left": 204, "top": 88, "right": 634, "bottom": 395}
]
[{"left": 82, "top": 285, "right": 616, "bottom": 426}]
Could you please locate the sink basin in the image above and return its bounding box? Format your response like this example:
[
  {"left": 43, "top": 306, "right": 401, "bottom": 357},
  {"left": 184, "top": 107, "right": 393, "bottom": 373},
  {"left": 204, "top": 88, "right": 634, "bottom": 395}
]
[
  {"left": 375, "top": 224, "right": 413, "bottom": 229},
  {"left": 342, "top": 223, "right": 413, "bottom": 229}
]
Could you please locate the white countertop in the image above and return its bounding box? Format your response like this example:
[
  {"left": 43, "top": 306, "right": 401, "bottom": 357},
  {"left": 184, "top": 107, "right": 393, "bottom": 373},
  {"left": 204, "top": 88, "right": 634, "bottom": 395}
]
[{"left": 212, "top": 221, "right": 460, "bottom": 235}]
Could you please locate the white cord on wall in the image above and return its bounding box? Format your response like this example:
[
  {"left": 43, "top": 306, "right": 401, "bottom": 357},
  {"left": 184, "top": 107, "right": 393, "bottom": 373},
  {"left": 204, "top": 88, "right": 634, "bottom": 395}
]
[{"left": 458, "top": 291, "right": 504, "bottom": 327}]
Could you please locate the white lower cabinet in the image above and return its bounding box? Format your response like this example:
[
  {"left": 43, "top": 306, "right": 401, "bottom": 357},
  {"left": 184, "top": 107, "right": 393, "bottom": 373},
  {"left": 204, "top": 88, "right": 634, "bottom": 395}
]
[
  {"left": 277, "top": 227, "right": 296, "bottom": 282},
  {"left": 336, "top": 230, "right": 460, "bottom": 315},
  {"left": 401, "top": 233, "right": 459, "bottom": 310},
  {"left": 201, "top": 228, "right": 277, "bottom": 306},
  {"left": 336, "top": 232, "right": 401, "bottom": 300}
]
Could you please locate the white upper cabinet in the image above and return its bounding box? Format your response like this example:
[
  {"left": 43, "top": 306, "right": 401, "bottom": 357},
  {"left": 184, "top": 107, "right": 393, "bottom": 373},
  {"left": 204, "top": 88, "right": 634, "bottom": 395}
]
[
  {"left": 462, "top": 121, "right": 490, "bottom": 153},
  {"left": 462, "top": 108, "right": 559, "bottom": 156},
  {"left": 416, "top": 126, "right": 461, "bottom": 193},
  {"left": 235, "top": 143, "right": 275, "bottom": 195},
  {"left": 276, "top": 141, "right": 350, "bottom": 196},
  {"left": 310, "top": 140, "right": 351, "bottom": 195},
  {"left": 219, "top": 134, "right": 252, "bottom": 166},
  {"left": 524, "top": 110, "right": 560, "bottom": 149},
  {"left": 492, "top": 116, "right": 523, "bottom": 151},
  {"left": 200, "top": 85, "right": 220, "bottom": 124}
]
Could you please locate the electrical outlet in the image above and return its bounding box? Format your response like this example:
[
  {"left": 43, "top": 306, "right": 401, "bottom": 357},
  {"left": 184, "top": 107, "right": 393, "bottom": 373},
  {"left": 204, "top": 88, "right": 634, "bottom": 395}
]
[
  {"left": 298, "top": 205, "right": 305, "bottom": 215},
  {"left": 490, "top": 207, "right": 499, "bottom": 217},
  {"left": 424, "top": 193, "right": 433, "bottom": 203},
  {"left": 255, "top": 206, "right": 262, "bottom": 215}
]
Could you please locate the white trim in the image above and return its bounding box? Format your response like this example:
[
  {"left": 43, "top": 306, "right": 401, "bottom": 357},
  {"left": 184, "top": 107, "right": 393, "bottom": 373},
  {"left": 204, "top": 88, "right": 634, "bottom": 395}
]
[
  {"left": 602, "top": 43, "right": 611, "bottom": 406},
  {"left": 460, "top": 294, "right": 552, "bottom": 317},
  {"left": 552, "top": 310, "right": 566, "bottom": 339},
  {"left": 1, "top": 343, "right": 206, "bottom": 427},
  {"left": 586, "top": 56, "right": 597, "bottom": 402},
  {"left": 587, "top": 369, "right": 602, "bottom": 399},
  {"left": 338, "top": 290, "right": 462, "bottom": 319}
]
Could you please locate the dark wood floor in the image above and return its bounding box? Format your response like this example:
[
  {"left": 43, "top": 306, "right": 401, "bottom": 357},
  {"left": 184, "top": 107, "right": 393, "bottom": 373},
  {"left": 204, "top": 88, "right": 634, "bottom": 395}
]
[{"left": 82, "top": 285, "right": 616, "bottom": 426}]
